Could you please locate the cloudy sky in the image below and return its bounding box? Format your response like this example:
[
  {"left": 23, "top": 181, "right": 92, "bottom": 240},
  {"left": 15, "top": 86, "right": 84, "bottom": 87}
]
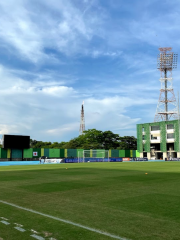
[{"left": 0, "top": 0, "right": 180, "bottom": 142}]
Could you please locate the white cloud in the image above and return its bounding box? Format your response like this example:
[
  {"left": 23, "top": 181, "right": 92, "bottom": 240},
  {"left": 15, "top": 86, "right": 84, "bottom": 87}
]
[
  {"left": 91, "top": 50, "right": 122, "bottom": 58},
  {"left": 0, "top": 0, "right": 106, "bottom": 62},
  {"left": 0, "top": 65, "right": 74, "bottom": 97},
  {"left": 0, "top": 124, "right": 19, "bottom": 135},
  {"left": 1, "top": 0, "right": 180, "bottom": 64},
  {"left": 0, "top": 64, "right": 156, "bottom": 141},
  {"left": 46, "top": 122, "right": 79, "bottom": 136},
  {"left": 40, "top": 86, "right": 76, "bottom": 97}
]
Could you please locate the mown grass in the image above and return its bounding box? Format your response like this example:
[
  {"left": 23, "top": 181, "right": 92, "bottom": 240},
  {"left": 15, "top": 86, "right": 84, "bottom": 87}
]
[{"left": 0, "top": 162, "right": 180, "bottom": 240}]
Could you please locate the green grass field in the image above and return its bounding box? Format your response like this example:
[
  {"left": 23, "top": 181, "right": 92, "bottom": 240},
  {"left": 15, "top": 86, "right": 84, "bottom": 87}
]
[{"left": 1, "top": 162, "right": 180, "bottom": 240}]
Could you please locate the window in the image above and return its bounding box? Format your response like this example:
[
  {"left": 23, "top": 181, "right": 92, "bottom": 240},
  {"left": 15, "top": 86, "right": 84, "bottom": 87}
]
[
  {"left": 151, "top": 135, "right": 157, "bottom": 140},
  {"left": 151, "top": 126, "right": 160, "bottom": 131},
  {"left": 167, "top": 133, "right": 174, "bottom": 139},
  {"left": 142, "top": 127, "right": 145, "bottom": 132},
  {"left": 167, "top": 124, "right": 174, "bottom": 130},
  {"left": 142, "top": 135, "right": 145, "bottom": 140}
]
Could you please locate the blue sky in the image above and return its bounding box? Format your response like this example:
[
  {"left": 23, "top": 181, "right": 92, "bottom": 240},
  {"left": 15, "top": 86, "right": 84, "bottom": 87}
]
[{"left": 0, "top": 0, "right": 180, "bottom": 142}]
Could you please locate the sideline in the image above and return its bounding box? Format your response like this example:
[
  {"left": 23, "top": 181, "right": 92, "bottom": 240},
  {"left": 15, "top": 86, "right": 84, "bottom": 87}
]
[{"left": 0, "top": 200, "right": 130, "bottom": 240}]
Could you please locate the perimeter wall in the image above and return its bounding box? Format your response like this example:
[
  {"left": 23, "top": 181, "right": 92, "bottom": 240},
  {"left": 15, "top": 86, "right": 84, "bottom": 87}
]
[{"left": 0, "top": 148, "right": 140, "bottom": 160}]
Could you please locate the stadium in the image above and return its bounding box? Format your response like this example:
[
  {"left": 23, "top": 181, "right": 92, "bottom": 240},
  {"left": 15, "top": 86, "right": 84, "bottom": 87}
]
[
  {"left": 1, "top": 48, "right": 180, "bottom": 239},
  {"left": 1, "top": 2, "right": 180, "bottom": 240},
  {"left": 1, "top": 129, "right": 180, "bottom": 240},
  {"left": 1, "top": 46, "right": 180, "bottom": 239}
]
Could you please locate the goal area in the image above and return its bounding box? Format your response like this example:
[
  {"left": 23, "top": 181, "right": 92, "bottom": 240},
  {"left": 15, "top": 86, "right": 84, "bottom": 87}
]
[{"left": 78, "top": 150, "right": 109, "bottom": 163}]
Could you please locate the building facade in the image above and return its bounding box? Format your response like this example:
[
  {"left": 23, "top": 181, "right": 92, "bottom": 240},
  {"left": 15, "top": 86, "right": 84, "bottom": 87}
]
[{"left": 137, "top": 120, "right": 180, "bottom": 159}]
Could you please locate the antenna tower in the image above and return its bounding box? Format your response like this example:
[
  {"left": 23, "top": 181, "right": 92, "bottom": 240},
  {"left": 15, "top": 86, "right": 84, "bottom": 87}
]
[
  {"left": 154, "top": 47, "right": 178, "bottom": 122},
  {"left": 79, "top": 101, "right": 85, "bottom": 135}
]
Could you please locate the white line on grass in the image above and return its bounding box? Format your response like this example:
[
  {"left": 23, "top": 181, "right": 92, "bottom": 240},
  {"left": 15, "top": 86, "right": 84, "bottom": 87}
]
[
  {"left": 31, "top": 229, "right": 39, "bottom": 234},
  {"left": 14, "top": 226, "right": 26, "bottom": 232},
  {"left": 30, "top": 234, "right": 45, "bottom": 240},
  {"left": 14, "top": 223, "right": 23, "bottom": 227},
  {"left": 0, "top": 220, "right": 10, "bottom": 225},
  {"left": 0, "top": 200, "right": 130, "bottom": 240},
  {"left": 0, "top": 217, "right": 8, "bottom": 220}
]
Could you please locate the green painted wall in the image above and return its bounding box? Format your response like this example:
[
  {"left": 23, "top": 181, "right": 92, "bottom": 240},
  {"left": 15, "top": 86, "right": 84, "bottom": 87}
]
[
  {"left": 144, "top": 124, "right": 150, "bottom": 152},
  {"left": 7, "top": 149, "right": 11, "bottom": 158},
  {"left": 132, "top": 150, "right": 136, "bottom": 157},
  {"left": 64, "top": 149, "right": 67, "bottom": 157},
  {"left": 96, "top": 149, "right": 105, "bottom": 157},
  {"left": 23, "top": 148, "right": 33, "bottom": 158},
  {"left": 119, "top": 150, "right": 125, "bottom": 157},
  {"left": 137, "top": 124, "right": 143, "bottom": 153},
  {"left": 41, "top": 148, "right": 44, "bottom": 156},
  {"left": 111, "top": 150, "right": 119, "bottom": 157},
  {"left": 0, "top": 148, "right": 141, "bottom": 159},
  {"left": 60, "top": 149, "right": 65, "bottom": 158},
  {"left": 130, "top": 150, "right": 133, "bottom": 157},
  {"left": 33, "top": 148, "right": 41, "bottom": 158},
  {"left": 67, "top": 149, "right": 77, "bottom": 157},
  {"left": 44, "top": 148, "right": 49, "bottom": 158},
  {"left": 174, "top": 120, "right": 179, "bottom": 152},
  {"left": 77, "top": 149, "right": 83, "bottom": 158},
  {"left": 125, "top": 150, "right": 130, "bottom": 157},
  {"left": 12, "top": 149, "right": 22, "bottom": 159},
  {"left": 136, "top": 150, "right": 140, "bottom": 157},
  {"left": 0, "top": 148, "right": 7, "bottom": 158},
  {"left": 90, "top": 149, "right": 93, "bottom": 157},
  {"left": 160, "top": 121, "right": 166, "bottom": 152},
  {"left": 49, "top": 149, "right": 60, "bottom": 158}
]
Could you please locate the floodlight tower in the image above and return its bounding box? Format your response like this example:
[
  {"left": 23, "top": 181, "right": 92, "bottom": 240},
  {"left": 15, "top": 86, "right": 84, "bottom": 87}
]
[
  {"left": 79, "top": 101, "right": 85, "bottom": 135},
  {"left": 154, "top": 47, "right": 178, "bottom": 122}
]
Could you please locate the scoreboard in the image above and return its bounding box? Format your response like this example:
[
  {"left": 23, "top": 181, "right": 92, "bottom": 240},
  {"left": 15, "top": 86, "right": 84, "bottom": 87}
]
[{"left": 2, "top": 135, "right": 30, "bottom": 149}]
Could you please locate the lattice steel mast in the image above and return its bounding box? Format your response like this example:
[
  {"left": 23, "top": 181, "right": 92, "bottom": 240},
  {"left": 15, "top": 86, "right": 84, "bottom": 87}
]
[
  {"left": 154, "top": 47, "right": 178, "bottom": 122},
  {"left": 79, "top": 101, "right": 85, "bottom": 135}
]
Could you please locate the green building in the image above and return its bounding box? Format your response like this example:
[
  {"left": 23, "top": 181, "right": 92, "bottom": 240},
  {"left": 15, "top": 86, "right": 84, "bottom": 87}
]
[{"left": 137, "top": 120, "right": 180, "bottom": 160}]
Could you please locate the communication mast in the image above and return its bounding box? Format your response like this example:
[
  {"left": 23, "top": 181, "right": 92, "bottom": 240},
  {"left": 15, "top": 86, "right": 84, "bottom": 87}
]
[
  {"left": 154, "top": 47, "right": 178, "bottom": 122},
  {"left": 79, "top": 101, "right": 85, "bottom": 135}
]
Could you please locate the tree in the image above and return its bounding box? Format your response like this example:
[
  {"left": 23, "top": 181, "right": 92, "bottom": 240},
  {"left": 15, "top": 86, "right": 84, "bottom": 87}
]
[
  {"left": 63, "top": 129, "right": 121, "bottom": 149},
  {"left": 29, "top": 130, "right": 137, "bottom": 150},
  {"left": 30, "top": 139, "right": 38, "bottom": 147},
  {"left": 117, "top": 136, "right": 137, "bottom": 150},
  {"left": 82, "top": 129, "right": 104, "bottom": 149},
  {"left": 30, "top": 139, "right": 68, "bottom": 149},
  {"left": 101, "top": 131, "right": 120, "bottom": 149}
]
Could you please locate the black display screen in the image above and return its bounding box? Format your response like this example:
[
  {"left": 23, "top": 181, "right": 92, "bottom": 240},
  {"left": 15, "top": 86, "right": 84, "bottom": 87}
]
[{"left": 3, "top": 135, "right": 30, "bottom": 149}]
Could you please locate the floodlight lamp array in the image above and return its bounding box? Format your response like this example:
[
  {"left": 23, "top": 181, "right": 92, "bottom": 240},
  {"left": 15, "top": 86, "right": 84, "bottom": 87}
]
[
  {"left": 157, "top": 47, "right": 178, "bottom": 71},
  {"left": 157, "top": 53, "right": 178, "bottom": 70},
  {"left": 159, "top": 47, "right": 172, "bottom": 52}
]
